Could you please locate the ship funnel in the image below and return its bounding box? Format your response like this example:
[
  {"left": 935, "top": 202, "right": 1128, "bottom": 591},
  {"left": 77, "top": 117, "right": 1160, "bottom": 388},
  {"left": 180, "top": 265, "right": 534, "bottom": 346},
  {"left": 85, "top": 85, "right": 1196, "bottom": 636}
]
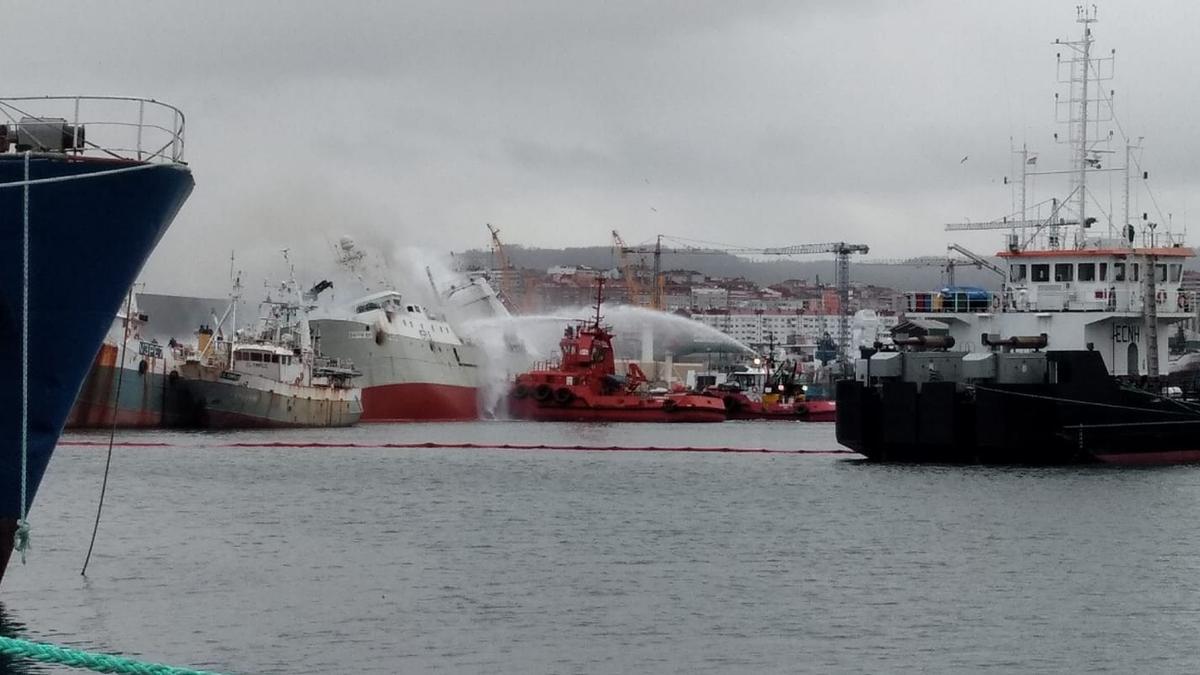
[{"left": 197, "top": 324, "right": 215, "bottom": 354}]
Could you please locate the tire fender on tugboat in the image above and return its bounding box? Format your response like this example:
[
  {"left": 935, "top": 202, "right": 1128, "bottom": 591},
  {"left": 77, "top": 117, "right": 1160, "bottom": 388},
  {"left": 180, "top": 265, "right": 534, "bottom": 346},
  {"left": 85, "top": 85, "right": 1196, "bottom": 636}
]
[
  {"left": 533, "top": 384, "right": 553, "bottom": 401},
  {"left": 512, "top": 384, "right": 529, "bottom": 399},
  {"left": 554, "top": 387, "right": 574, "bottom": 405}
]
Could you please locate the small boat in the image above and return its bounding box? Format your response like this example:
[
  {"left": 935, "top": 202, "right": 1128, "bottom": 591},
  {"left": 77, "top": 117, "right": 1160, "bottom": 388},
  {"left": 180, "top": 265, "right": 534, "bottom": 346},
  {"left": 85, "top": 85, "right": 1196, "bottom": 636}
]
[
  {"left": 171, "top": 263, "right": 363, "bottom": 428},
  {"left": 702, "top": 358, "right": 836, "bottom": 421},
  {"left": 507, "top": 281, "right": 726, "bottom": 423}
]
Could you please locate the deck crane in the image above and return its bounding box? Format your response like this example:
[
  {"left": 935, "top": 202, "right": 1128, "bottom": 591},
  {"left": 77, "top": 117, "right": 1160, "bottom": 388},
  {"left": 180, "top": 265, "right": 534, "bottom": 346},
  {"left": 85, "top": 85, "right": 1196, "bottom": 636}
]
[
  {"left": 616, "top": 235, "right": 869, "bottom": 370},
  {"left": 486, "top": 223, "right": 518, "bottom": 311},
  {"left": 865, "top": 245, "right": 1006, "bottom": 286}
]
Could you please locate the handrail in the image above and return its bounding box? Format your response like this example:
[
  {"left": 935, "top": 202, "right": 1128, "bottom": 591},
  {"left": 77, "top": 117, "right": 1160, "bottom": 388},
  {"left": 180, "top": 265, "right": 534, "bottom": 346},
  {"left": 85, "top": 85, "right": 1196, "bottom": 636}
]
[
  {"left": 0, "top": 95, "right": 186, "bottom": 163},
  {"left": 904, "top": 288, "right": 1200, "bottom": 314}
]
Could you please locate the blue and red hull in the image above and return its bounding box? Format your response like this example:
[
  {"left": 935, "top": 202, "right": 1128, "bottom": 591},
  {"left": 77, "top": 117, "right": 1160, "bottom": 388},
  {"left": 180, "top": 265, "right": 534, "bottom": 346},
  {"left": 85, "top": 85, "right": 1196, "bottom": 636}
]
[{"left": 0, "top": 154, "right": 193, "bottom": 585}]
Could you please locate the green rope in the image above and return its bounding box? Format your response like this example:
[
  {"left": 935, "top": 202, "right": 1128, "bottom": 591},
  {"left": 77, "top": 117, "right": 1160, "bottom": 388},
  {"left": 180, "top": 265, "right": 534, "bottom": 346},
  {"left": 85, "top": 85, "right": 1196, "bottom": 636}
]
[{"left": 0, "top": 635, "right": 223, "bottom": 675}]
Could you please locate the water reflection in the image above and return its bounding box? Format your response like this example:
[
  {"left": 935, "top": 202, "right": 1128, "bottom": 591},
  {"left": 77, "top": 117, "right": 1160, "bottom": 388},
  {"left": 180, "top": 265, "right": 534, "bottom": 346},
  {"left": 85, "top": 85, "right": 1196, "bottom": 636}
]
[{"left": 0, "top": 602, "right": 44, "bottom": 675}]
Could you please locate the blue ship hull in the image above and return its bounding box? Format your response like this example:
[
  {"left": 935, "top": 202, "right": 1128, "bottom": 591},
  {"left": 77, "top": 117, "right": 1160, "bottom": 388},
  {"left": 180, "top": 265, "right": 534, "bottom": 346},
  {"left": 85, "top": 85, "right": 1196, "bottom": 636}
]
[{"left": 0, "top": 154, "right": 193, "bottom": 584}]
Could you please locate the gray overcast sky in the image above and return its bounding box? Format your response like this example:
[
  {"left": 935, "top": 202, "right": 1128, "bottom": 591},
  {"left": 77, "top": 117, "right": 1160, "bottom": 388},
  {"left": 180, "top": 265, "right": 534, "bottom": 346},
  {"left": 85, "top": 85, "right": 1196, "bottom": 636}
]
[{"left": 7, "top": 1, "right": 1199, "bottom": 294}]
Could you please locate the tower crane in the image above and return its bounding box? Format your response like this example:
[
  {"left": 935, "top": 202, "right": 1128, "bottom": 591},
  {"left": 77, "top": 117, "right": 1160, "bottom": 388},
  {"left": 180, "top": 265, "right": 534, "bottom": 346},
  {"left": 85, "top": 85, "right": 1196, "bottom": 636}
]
[
  {"left": 615, "top": 235, "right": 870, "bottom": 370},
  {"left": 610, "top": 230, "right": 645, "bottom": 306}
]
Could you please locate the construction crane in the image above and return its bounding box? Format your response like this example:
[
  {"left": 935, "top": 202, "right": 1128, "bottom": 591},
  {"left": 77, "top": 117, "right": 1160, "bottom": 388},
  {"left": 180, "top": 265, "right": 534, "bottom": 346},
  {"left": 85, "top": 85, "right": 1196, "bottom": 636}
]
[
  {"left": 486, "top": 223, "right": 518, "bottom": 311},
  {"left": 616, "top": 235, "right": 869, "bottom": 370},
  {"left": 611, "top": 230, "right": 645, "bottom": 307}
]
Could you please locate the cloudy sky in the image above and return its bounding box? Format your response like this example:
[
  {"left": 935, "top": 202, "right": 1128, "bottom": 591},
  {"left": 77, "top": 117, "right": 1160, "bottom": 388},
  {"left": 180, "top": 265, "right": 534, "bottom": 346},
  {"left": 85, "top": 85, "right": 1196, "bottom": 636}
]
[{"left": 8, "top": 1, "right": 1199, "bottom": 294}]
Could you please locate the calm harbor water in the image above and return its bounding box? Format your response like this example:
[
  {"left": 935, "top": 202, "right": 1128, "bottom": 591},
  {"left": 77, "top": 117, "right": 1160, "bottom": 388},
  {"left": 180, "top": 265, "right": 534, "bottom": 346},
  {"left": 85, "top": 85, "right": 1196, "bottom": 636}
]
[{"left": 4, "top": 421, "right": 1200, "bottom": 673}]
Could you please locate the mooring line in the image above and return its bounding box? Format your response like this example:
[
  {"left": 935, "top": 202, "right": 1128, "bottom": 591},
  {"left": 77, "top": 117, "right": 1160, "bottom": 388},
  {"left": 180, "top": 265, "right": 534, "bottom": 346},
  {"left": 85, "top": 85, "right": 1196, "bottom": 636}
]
[
  {"left": 81, "top": 288, "right": 135, "bottom": 576},
  {"left": 0, "top": 635, "right": 222, "bottom": 675}
]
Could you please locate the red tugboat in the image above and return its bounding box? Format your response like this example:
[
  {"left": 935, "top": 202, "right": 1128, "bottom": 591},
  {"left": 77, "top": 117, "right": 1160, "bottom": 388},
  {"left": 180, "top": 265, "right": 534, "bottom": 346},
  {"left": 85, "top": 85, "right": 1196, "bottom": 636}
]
[
  {"left": 703, "top": 358, "right": 837, "bottom": 422},
  {"left": 507, "top": 281, "right": 727, "bottom": 423}
]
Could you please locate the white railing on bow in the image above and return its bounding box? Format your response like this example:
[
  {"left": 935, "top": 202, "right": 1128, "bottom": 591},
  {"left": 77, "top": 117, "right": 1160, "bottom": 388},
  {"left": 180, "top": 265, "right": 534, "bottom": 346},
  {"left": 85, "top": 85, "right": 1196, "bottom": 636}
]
[{"left": 0, "top": 96, "right": 186, "bottom": 163}]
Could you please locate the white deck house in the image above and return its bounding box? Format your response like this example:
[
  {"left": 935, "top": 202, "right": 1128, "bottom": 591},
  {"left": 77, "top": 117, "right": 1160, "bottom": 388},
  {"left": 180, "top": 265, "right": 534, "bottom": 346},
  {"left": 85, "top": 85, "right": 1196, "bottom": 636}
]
[{"left": 906, "top": 243, "right": 1195, "bottom": 377}]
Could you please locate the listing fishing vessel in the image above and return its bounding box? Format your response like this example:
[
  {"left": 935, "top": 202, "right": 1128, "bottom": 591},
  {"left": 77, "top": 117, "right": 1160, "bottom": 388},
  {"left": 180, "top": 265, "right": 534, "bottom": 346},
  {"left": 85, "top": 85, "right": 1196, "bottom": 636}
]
[
  {"left": 0, "top": 96, "right": 194, "bottom": 586},
  {"left": 836, "top": 9, "right": 1200, "bottom": 464},
  {"left": 309, "top": 238, "right": 481, "bottom": 421},
  {"left": 508, "top": 281, "right": 727, "bottom": 422},
  {"left": 172, "top": 267, "right": 363, "bottom": 428}
]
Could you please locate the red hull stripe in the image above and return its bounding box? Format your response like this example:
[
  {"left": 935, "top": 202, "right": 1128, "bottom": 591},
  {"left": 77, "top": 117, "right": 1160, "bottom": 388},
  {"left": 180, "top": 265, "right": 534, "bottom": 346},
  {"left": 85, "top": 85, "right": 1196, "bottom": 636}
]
[
  {"left": 1093, "top": 450, "right": 1200, "bottom": 465},
  {"left": 58, "top": 440, "right": 856, "bottom": 454},
  {"left": 362, "top": 383, "right": 478, "bottom": 422}
]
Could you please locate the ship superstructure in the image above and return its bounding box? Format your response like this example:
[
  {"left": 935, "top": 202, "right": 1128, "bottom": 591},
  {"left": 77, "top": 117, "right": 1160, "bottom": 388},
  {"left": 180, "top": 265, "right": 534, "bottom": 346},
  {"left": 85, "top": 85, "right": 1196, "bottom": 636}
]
[{"left": 902, "top": 6, "right": 1193, "bottom": 378}]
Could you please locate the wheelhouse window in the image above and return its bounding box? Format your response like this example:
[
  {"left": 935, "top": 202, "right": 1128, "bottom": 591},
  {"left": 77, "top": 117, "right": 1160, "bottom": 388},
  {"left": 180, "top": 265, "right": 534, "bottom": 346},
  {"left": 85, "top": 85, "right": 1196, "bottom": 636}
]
[
  {"left": 1114, "top": 263, "right": 1126, "bottom": 281},
  {"left": 1031, "top": 264, "right": 1050, "bottom": 282},
  {"left": 1156, "top": 264, "right": 1168, "bottom": 283},
  {"left": 1078, "top": 263, "right": 1095, "bottom": 281},
  {"left": 1170, "top": 264, "right": 1183, "bottom": 283},
  {"left": 1010, "top": 264, "right": 1027, "bottom": 282},
  {"left": 1054, "top": 264, "right": 1074, "bottom": 282},
  {"left": 1132, "top": 263, "right": 1140, "bottom": 282},
  {"left": 1099, "top": 262, "right": 1108, "bottom": 281}
]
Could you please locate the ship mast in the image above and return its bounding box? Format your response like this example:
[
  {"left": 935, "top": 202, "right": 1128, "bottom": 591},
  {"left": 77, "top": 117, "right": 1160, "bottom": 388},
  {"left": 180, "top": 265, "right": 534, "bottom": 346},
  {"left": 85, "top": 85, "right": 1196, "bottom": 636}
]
[
  {"left": 1072, "top": 6, "right": 1094, "bottom": 241},
  {"left": 1054, "top": 4, "right": 1112, "bottom": 247},
  {"left": 592, "top": 277, "right": 605, "bottom": 329}
]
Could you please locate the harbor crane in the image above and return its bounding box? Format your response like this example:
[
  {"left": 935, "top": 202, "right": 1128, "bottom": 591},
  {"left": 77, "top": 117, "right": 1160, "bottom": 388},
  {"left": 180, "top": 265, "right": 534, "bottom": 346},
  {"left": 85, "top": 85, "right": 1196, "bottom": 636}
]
[{"left": 616, "top": 235, "right": 869, "bottom": 370}]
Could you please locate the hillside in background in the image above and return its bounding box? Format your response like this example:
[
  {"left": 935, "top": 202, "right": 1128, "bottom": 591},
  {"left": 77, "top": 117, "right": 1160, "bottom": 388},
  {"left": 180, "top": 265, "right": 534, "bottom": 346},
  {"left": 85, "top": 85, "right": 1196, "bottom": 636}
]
[{"left": 456, "top": 246, "right": 1005, "bottom": 291}]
